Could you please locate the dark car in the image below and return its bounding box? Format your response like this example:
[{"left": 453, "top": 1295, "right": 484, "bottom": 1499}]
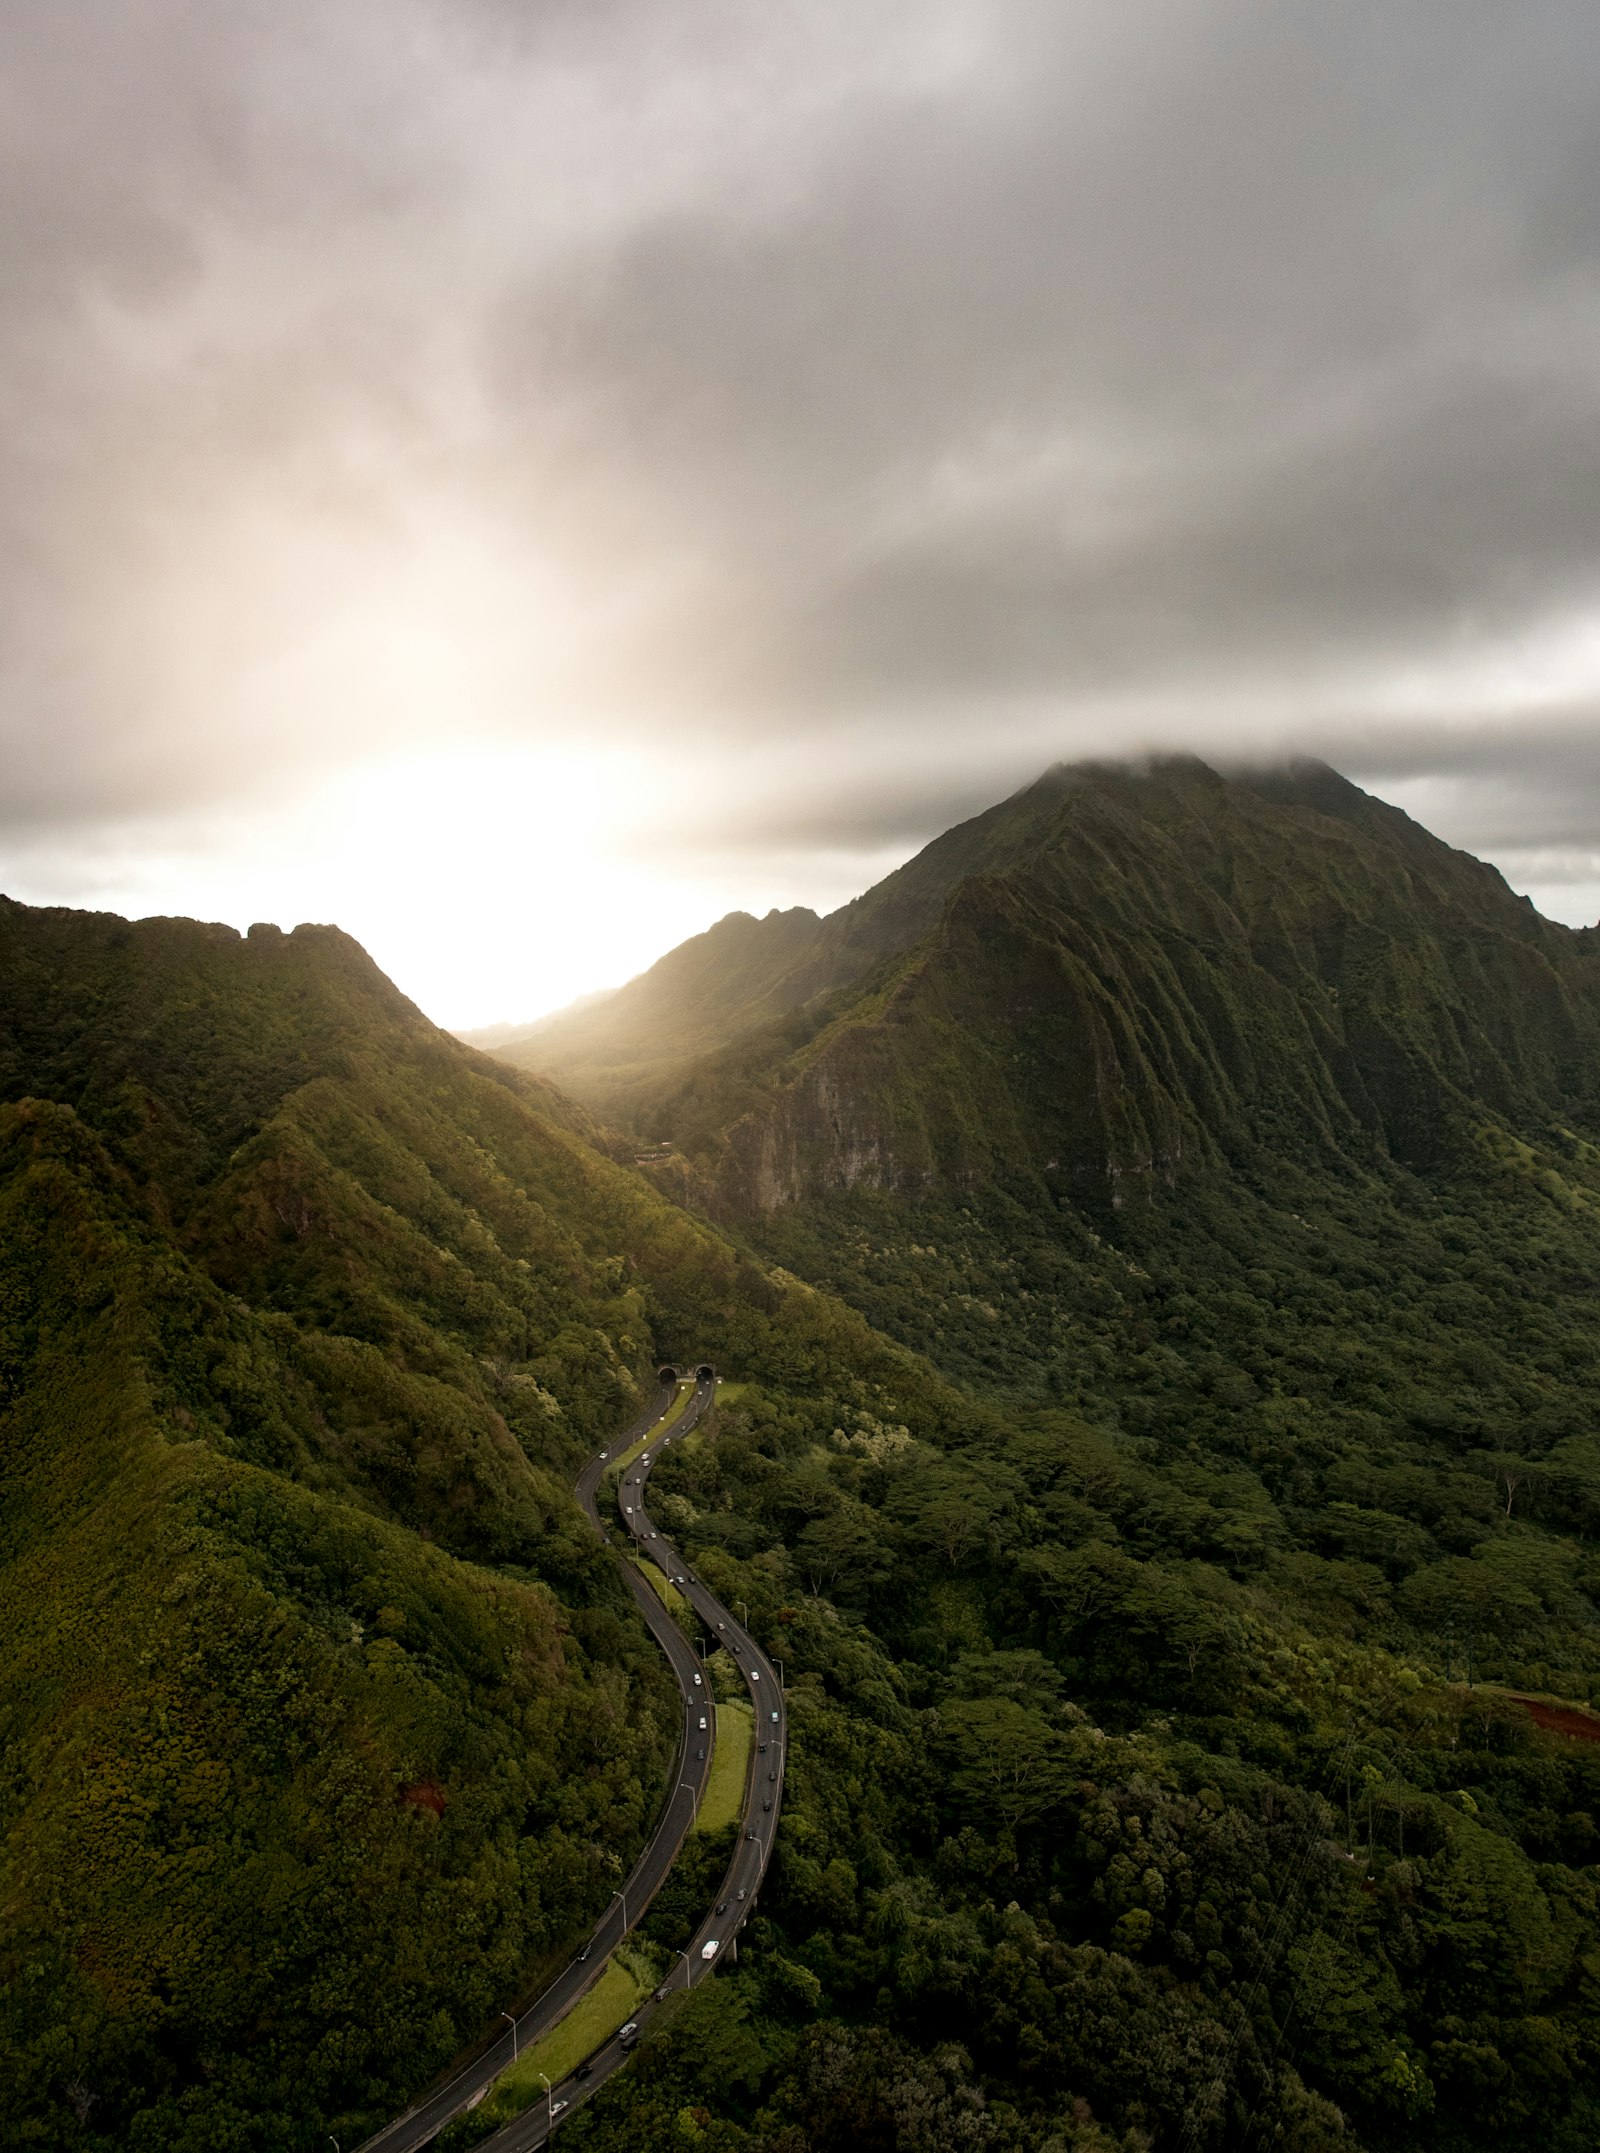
[
  {"left": 768, "top": 1769, "right": 777, "bottom": 1781},
  {"left": 745, "top": 1828, "right": 757, "bottom": 1841},
  {"left": 763, "top": 1798, "right": 773, "bottom": 1811},
  {"left": 696, "top": 1747, "right": 706, "bottom": 1760},
  {"left": 579, "top": 1943, "right": 592, "bottom": 1961},
  {"left": 576, "top": 2062, "right": 592, "bottom": 2081},
  {"left": 758, "top": 1742, "right": 768, "bottom": 1754},
  {"left": 716, "top": 1899, "right": 728, "bottom": 1914}
]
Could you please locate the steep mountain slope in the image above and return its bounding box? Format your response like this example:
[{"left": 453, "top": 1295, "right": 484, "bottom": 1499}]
[
  {"left": 492, "top": 765, "right": 1133, "bottom": 1119},
  {"left": 610, "top": 759, "right": 1600, "bottom": 1218},
  {"left": 492, "top": 907, "right": 829, "bottom": 1118},
  {"left": 487, "top": 760, "right": 1600, "bottom": 2153},
  {"left": 14, "top": 785, "right": 1600, "bottom": 2153},
  {"left": 0, "top": 898, "right": 951, "bottom": 2152}
]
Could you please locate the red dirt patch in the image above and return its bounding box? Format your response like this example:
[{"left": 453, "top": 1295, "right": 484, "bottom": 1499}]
[
  {"left": 1513, "top": 1696, "right": 1600, "bottom": 1743},
  {"left": 401, "top": 1780, "right": 448, "bottom": 1815}
]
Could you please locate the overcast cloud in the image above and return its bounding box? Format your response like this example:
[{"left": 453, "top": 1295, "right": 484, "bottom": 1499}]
[{"left": 4, "top": 2, "right": 1600, "bottom": 1021}]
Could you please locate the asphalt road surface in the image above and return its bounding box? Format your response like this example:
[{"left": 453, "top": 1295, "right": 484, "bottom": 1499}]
[
  {"left": 476, "top": 1373, "right": 789, "bottom": 2151},
  {"left": 356, "top": 1367, "right": 787, "bottom": 2152}
]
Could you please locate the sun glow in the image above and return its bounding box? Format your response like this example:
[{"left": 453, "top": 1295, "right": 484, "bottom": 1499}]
[{"left": 5, "top": 740, "right": 735, "bottom": 1031}]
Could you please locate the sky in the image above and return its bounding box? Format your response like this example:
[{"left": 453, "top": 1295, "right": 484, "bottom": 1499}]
[{"left": 5, "top": 1, "right": 1600, "bottom": 1027}]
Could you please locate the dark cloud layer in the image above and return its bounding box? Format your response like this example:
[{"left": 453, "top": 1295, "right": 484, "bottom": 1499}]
[{"left": 5, "top": 0, "right": 1600, "bottom": 921}]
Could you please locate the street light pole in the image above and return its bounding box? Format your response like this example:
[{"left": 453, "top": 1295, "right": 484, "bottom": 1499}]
[
  {"left": 538, "top": 2071, "right": 552, "bottom": 2123},
  {"left": 613, "top": 1885, "right": 626, "bottom": 1929},
  {"left": 501, "top": 2010, "right": 517, "bottom": 2061}
]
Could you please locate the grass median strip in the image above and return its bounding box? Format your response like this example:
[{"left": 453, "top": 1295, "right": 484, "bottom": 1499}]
[
  {"left": 469, "top": 1952, "right": 651, "bottom": 2130},
  {"left": 695, "top": 1697, "right": 752, "bottom": 1837},
  {"left": 606, "top": 1380, "right": 693, "bottom": 1486},
  {"left": 637, "top": 1557, "right": 692, "bottom": 1622}
]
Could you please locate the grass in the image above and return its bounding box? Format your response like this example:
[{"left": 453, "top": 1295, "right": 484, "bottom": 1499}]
[
  {"left": 471, "top": 1952, "right": 652, "bottom": 2127},
  {"left": 605, "top": 1380, "right": 693, "bottom": 1486},
  {"left": 695, "top": 1697, "right": 752, "bottom": 1837},
  {"left": 637, "top": 1557, "right": 692, "bottom": 1622}
]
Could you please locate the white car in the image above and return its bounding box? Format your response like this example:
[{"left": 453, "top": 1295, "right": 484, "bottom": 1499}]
[
  {"left": 692, "top": 1673, "right": 702, "bottom": 1686},
  {"left": 700, "top": 1939, "right": 719, "bottom": 1961},
  {"left": 751, "top": 1670, "right": 760, "bottom": 1681},
  {"left": 699, "top": 1716, "right": 708, "bottom": 1729}
]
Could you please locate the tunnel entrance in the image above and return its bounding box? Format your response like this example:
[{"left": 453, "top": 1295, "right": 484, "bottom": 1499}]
[
  {"left": 658, "top": 1365, "right": 678, "bottom": 1384},
  {"left": 696, "top": 1363, "right": 715, "bottom": 1381}
]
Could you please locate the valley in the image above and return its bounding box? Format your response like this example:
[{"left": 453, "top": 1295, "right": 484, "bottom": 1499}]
[{"left": 9, "top": 760, "right": 1600, "bottom": 2150}]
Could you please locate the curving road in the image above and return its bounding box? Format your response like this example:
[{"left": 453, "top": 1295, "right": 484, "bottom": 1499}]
[
  {"left": 356, "top": 1367, "right": 786, "bottom": 2152},
  {"left": 476, "top": 1374, "right": 788, "bottom": 2150}
]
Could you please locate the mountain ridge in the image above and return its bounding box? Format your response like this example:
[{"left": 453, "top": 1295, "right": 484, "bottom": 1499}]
[
  {"left": 508, "top": 757, "right": 1600, "bottom": 1222},
  {"left": 0, "top": 891, "right": 959, "bottom": 2149},
  {"left": 14, "top": 772, "right": 1600, "bottom": 2150}
]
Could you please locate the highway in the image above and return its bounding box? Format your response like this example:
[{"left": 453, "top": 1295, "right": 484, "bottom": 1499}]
[
  {"left": 475, "top": 1370, "right": 787, "bottom": 2150},
  {"left": 356, "top": 1366, "right": 787, "bottom": 2152}
]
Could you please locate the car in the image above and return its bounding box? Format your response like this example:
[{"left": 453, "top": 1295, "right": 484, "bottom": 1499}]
[
  {"left": 598, "top": 1450, "right": 608, "bottom": 1460},
  {"left": 643, "top": 1453, "right": 651, "bottom": 1463},
  {"left": 700, "top": 1940, "right": 719, "bottom": 1961},
  {"left": 576, "top": 2062, "right": 593, "bottom": 2081},
  {"left": 692, "top": 1673, "right": 702, "bottom": 1686},
  {"left": 735, "top": 1887, "right": 747, "bottom": 1901},
  {"left": 654, "top": 1984, "right": 670, "bottom": 2001},
  {"left": 716, "top": 1899, "right": 728, "bottom": 1914},
  {"left": 619, "top": 2020, "right": 639, "bottom": 2042},
  {"left": 716, "top": 1620, "right": 726, "bottom": 1630},
  {"left": 770, "top": 1710, "right": 779, "bottom": 1722},
  {"left": 763, "top": 1797, "right": 773, "bottom": 1811},
  {"left": 767, "top": 1769, "right": 777, "bottom": 1782},
  {"left": 551, "top": 2100, "right": 569, "bottom": 2116},
  {"left": 696, "top": 1746, "right": 705, "bottom": 1760},
  {"left": 750, "top": 1670, "right": 760, "bottom": 1681},
  {"left": 579, "top": 1943, "right": 592, "bottom": 1961},
  {"left": 745, "top": 1828, "right": 757, "bottom": 1841},
  {"left": 698, "top": 1716, "right": 707, "bottom": 1730},
  {"left": 758, "top": 1742, "right": 767, "bottom": 1754}
]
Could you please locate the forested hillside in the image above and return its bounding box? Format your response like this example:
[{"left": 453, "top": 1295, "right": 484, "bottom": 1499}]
[
  {"left": 493, "top": 762, "right": 1600, "bottom": 2153},
  {"left": 0, "top": 899, "right": 943, "bottom": 2151},
  {"left": 13, "top": 745, "right": 1600, "bottom": 2153}
]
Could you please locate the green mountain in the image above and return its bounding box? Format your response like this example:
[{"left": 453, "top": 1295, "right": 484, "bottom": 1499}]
[
  {"left": 0, "top": 898, "right": 943, "bottom": 2151},
  {"left": 14, "top": 748, "right": 1600, "bottom": 2153},
  {"left": 494, "top": 763, "right": 1207, "bottom": 1123},
  {"left": 485, "top": 758, "right": 1600, "bottom": 2151},
  {"left": 491, "top": 905, "right": 833, "bottom": 1121},
  {"left": 548, "top": 757, "right": 1600, "bottom": 1219}
]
